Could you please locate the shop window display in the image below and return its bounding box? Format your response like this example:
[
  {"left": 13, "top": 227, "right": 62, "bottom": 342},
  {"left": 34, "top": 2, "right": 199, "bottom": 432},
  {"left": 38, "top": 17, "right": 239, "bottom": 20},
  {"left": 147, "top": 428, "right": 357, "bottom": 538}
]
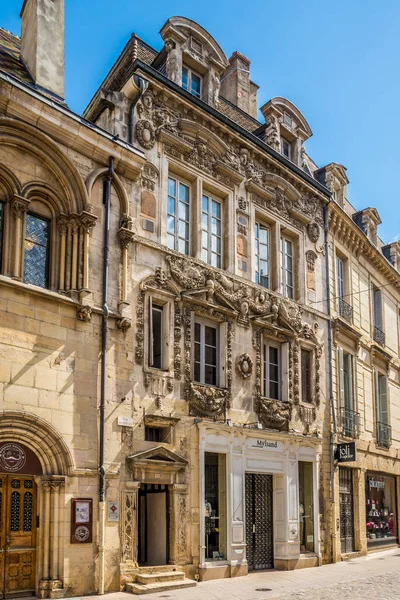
[
  {"left": 204, "top": 452, "right": 227, "bottom": 561},
  {"left": 366, "top": 473, "right": 397, "bottom": 547},
  {"left": 298, "top": 461, "right": 314, "bottom": 553}
]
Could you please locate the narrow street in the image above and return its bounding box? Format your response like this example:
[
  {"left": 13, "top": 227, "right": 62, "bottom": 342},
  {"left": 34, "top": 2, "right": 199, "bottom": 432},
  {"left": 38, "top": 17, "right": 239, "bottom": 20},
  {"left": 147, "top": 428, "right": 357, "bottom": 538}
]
[{"left": 99, "top": 548, "right": 400, "bottom": 600}]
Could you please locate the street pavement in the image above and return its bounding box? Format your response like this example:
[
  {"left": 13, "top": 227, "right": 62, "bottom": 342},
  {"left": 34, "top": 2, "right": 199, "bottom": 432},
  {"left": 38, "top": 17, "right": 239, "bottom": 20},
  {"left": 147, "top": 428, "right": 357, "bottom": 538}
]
[{"left": 72, "top": 548, "right": 400, "bottom": 600}]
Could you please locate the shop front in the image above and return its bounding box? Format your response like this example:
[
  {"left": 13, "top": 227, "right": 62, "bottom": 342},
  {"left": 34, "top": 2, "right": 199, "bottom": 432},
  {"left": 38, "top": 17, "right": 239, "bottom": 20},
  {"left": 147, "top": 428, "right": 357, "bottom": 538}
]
[
  {"left": 365, "top": 472, "right": 397, "bottom": 548},
  {"left": 198, "top": 423, "right": 321, "bottom": 581}
]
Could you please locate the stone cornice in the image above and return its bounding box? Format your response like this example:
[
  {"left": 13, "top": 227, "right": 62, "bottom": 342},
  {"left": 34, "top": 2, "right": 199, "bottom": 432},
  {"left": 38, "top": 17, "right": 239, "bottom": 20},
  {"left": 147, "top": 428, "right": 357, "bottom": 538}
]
[{"left": 329, "top": 202, "right": 400, "bottom": 291}]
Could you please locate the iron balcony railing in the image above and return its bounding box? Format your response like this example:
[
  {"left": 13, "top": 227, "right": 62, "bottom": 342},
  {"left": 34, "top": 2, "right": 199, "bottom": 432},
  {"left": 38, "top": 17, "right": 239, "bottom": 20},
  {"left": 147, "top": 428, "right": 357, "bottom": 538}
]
[
  {"left": 376, "top": 421, "right": 391, "bottom": 449},
  {"left": 340, "top": 407, "right": 360, "bottom": 438},
  {"left": 373, "top": 326, "right": 385, "bottom": 346},
  {"left": 338, "top": 297, "right": 353, "bottom": 324}
]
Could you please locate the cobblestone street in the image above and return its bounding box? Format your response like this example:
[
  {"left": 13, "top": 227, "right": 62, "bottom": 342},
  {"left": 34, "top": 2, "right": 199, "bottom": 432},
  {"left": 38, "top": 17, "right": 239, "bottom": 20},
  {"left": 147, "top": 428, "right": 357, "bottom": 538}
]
[{"left": 97, "top": 548, "right": 400, "bottom": 600}]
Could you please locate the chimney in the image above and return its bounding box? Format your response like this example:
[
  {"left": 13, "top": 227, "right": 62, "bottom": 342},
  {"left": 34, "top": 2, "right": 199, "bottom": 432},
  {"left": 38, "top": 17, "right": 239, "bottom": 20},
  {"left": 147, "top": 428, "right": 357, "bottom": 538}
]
[
  {"left": 220, "top": 51, "right": 258, "bottom": 118},
  {"left": 20, "top": 0, "right": 65, "bottom": 100}
]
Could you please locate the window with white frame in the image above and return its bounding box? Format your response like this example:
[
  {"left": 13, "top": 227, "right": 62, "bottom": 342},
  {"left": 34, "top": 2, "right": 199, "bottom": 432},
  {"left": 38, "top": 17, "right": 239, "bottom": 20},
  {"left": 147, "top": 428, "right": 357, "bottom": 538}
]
[
  {"left": 281, "top": 137, "right": 292, "bottom": 159},
  {"left": 255, "top": 221, "right": 270, "bottom": 288},
  {"left": 202, "top": 194, "right": 222, "bottom": 268},
  {"left": 167, "top": 176, "right": 190, "bottom": 254},
  {"left": 301, "top": 348, "right": 312, "bottom": 403},
  {"left": 263, "top": 341, "right": 281, "bottom": 400},
  {"left": 182, "top": 66, "right": 201, "bottom": 98},
  {"left": 280, "top": 236, "right": 294, "bottom": 299},
  {"left": 194, "top": 320, "right": 218, "bottom": 386}
]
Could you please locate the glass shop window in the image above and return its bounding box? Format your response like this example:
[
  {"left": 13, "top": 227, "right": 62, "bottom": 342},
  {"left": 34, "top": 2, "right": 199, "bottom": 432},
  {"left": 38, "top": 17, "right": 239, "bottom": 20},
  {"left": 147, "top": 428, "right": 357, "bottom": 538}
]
[
  {"left": 298, "top": 461, "right": 314, "bottom": 553},
  {"left": 366, "top": 473, "right": 397, "bottom": 547},
  {"left": 204, "top": 452, "right": 227, "bottom": 561}
]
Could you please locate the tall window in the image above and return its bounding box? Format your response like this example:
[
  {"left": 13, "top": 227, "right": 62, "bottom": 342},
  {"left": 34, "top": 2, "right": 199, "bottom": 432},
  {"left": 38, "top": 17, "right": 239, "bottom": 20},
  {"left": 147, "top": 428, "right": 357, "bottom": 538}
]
[
  {"left": 182, "top": 66, "right": 201, "bottom": 98},
  {"left": 375, "top": 371, "right": 390, "bottom": 448},
  {"left": 280, "top": 236, "right": 294, "bottom": 299},
  {"left": 202, "top": 195, "right": 222, "bottom": 268},
  {"left": 301, "top": 349, "right": 312, "bottom": 403},
  {"left": 204, "top": 452, "right": 227, "bottom": 561},
  {"left": 149, "top": 302, "right": 164, "bottom": 370},
  {"left": 167, "top": 176, "right": 190, "bottom": 254},
  {"left": 264, "top": 342, "right": 280, "bottom": 399},
  {"left": 336, "top": 256, "right": 345, "bottom": 300},
  {"left": 338, "top": 349, "right": 357, "bottom": 436},
  {"left": 255, "top": 222, "right": 269, "bottom": 288},
  {"left": 24, "top": 213, "right": 50, "bottom": 288},
  {"left": 281, "top": 138, "right": 291, "bottom": 159},
  {"left": 372, "top": 284, "right": 383, "bottom": 331},
  {"left": 299, "top": 462, "right": 314, "bottom": 553},
  {"left": 194, "top": 321, "right": 218, "bottom": 386}
]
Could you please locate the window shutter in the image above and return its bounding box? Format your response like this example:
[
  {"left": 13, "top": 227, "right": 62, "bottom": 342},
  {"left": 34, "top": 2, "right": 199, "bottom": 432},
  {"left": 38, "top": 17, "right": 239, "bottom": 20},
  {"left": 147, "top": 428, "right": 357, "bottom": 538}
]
[
  {"left": 149, "top": 296, "right": 154, "bottom": 367},
  {"left": 347, "top": 354, "right": 354, "bottom": 412},
  {"left": 379, "top": 374, "right": 389, "bottom": 425},
  {"left": 374, "top": 288, "right": 383, "bottom": 330},
  {"left": 374, "top": 370, "right": 380, "bottom": 423},
  {"left": 338, "top": 348, "right": 345, "bottom": 408}
]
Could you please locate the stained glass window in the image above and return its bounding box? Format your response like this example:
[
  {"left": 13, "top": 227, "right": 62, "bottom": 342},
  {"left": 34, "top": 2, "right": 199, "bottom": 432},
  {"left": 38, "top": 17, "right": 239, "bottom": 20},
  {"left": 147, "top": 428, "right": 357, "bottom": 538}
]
[{"left": 24, "top": 214, "right": 50, "bottom": 288}]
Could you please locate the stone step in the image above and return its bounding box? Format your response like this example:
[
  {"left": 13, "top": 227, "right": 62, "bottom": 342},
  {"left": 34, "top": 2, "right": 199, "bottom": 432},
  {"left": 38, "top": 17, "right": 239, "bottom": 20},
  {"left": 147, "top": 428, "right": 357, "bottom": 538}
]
[
  {"left": 135, "top": 571, "right": 185, "bottom": 584},
  {"left": 136, "top": 565, "right": 184, "bottom": 574},
  {"left": 126, "top": 579, "right": 197, "bottom": 595}
]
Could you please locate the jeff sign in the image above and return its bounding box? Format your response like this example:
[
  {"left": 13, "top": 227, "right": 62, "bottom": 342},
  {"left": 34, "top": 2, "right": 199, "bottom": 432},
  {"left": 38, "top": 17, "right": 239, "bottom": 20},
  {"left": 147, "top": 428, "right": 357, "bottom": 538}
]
[{"left": 335, "top": 442, "right": 357, "bottom": 463}]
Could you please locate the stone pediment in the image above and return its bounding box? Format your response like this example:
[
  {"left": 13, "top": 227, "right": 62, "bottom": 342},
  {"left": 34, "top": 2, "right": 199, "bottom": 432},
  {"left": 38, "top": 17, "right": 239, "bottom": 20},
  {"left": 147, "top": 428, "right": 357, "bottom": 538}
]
[{"left": 128, "top": 446, "right": 188, "bottom": 468}]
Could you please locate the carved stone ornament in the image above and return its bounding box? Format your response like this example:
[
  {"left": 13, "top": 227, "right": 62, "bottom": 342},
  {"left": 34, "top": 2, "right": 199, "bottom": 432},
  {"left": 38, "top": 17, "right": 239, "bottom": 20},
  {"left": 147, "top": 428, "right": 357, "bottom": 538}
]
[
  {"left": 77, "top": 305, "right": 92, "bottom": 322},
  {"left": 188, "top": 382, "right": 229, "bottom": 418},
  {"left": 117, "top": 317, "right": 132, "bottom": 331},
  {"left": 307, "top": 221, "right": 321, "bottom": 243},
  {"left": 236, "top": 353, "right": 253, "bottom": 379},
  {"left": 306, "top": 250, "right": 317, "bottom": 272},
  {"left": 0, "top": 443, "right": 26, "bottom": 472},
  {"left": 258, "top": 397, "right": 292, "bottom": 431},
  {"left": 135, "top": 119, "right": 156, "bottom": 149}
]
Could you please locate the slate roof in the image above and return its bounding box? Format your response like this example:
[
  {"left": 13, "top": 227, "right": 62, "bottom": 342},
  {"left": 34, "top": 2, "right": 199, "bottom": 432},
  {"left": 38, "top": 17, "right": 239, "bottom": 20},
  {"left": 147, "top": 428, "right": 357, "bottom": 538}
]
[{"left": 0, "top": 28, "right": 34, "bottom": 85}]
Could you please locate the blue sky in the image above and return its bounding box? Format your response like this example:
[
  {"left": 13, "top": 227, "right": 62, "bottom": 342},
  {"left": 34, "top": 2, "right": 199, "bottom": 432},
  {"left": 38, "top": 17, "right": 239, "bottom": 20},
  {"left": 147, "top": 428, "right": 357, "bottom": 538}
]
[{"left": 1, "top": 0, "right": 399, "bottom": 243}]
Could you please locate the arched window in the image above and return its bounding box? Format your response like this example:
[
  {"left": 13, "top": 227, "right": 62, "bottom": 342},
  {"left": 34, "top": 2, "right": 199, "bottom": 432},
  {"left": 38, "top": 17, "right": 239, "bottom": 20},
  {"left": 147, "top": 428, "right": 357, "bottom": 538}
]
[{"left": 23, "top": 212, "right": 50, "bottom": 289}]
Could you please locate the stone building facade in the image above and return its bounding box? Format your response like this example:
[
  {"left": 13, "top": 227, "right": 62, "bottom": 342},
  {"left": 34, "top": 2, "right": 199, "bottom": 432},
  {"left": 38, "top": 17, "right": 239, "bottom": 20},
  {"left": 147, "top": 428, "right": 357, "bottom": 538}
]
[
  {"left": 1, "top": 1, "right": 399, "bottom": 598},
  {"left": 318, "top": 163, "right": 400, "bottom": 561}
]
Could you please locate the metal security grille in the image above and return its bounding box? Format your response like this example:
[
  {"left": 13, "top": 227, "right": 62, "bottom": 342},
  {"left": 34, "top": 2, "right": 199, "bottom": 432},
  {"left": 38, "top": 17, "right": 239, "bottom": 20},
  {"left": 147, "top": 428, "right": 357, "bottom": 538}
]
[
  {"left": 245, "top": 473, "right": 273, "bottom": 570},
  {"left": 339, "top": 468, "right": 354, "bottom": 554}
]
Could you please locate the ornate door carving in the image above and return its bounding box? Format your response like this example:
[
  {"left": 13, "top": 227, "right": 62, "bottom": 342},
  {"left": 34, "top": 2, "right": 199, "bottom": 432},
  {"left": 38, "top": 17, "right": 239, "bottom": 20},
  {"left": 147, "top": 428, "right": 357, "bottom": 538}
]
[
  {"left": 245, "top": 473, "right": 273, "bottom": 570},
  {"left": 0, "top": 475, "right": 37, "bottom": 598}
]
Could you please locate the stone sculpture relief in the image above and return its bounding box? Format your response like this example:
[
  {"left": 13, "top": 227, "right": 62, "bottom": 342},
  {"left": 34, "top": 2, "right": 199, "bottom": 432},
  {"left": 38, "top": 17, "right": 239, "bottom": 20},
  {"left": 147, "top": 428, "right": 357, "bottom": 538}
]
[{"left": 236, "top": 353, "right": 253, "bottom": 379}]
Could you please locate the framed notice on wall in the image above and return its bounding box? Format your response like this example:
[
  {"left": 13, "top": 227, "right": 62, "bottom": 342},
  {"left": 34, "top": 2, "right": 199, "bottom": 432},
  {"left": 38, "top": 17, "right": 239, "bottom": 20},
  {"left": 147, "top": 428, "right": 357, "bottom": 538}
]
[{"left": 71, "top": 498, "right": 93, "bottom": 544}]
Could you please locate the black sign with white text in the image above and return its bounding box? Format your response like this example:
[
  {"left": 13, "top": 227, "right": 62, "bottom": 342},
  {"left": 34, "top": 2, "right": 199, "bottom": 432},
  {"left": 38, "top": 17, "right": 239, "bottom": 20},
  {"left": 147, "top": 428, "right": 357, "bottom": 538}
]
[{"left": 335, "top": 442, "right": 357, "bottom": 463}]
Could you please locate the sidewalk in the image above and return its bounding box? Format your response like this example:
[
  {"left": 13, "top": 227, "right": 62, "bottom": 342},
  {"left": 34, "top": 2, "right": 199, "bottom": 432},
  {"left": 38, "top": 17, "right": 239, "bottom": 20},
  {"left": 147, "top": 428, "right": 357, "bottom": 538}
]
[{"left": 75, "top": 547, "right": 400, "bottom": 600}]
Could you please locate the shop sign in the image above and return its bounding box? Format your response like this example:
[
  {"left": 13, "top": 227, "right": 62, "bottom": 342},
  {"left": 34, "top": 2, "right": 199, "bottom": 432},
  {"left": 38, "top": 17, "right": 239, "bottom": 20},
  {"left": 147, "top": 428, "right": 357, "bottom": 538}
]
[
  {"left": 368, "top": 479, "right": 385, "bottom": 490},
  {"left": 335, "top": 442, "right": 357, "bottom": 462},
  {"left": 107, "top": 501, "right": 120, "bottom": 521},
  {"left": 247, "top": 438, "right": 283, "bottom": 452}
]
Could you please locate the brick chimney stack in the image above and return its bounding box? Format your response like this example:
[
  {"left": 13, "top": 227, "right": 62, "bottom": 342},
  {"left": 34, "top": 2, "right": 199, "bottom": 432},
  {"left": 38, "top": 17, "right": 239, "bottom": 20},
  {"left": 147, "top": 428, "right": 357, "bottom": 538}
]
[{"left": 20, "top": 0, "right": 65, "bottom": 100}]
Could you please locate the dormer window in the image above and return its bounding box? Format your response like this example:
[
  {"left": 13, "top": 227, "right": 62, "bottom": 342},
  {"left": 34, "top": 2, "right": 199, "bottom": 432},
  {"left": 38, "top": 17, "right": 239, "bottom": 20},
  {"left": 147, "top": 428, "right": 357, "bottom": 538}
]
[
  {"left": 190, "top": 37, "right": 203, "bottom": 56},
  {"left": 182, "top": 66, "right": 201, "bottom": 98},
  {"left": 281, "top": 137, "right": 292, "bottom": 160}
]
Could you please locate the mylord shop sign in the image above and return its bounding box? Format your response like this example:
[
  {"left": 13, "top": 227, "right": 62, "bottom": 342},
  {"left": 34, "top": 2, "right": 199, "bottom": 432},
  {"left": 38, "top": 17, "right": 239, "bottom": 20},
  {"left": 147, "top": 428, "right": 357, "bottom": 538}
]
[{"left": 335, "top": 442, "right": 357, "bottom": 463}]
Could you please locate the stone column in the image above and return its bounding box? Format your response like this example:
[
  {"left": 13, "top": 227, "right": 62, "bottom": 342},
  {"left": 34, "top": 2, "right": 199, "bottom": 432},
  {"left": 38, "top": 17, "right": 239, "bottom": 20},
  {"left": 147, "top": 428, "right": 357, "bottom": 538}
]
[
  {"left": 57, "top": 217, "right": 68, "bottom": 292},
  {"left": 39, "top": 478, "right": 65, "bottom": 599},
  {"left": 11, "top": 196, "right": 30, "bottom": 280},
  {"left": 117, "top": 227, "right": 134, "bottom": 304},
  {"left": 168, "top": 484, "right": 188, "bottom": 565},
  {"left": 80, "top": 210, "right": 97, "bottom": 292},
  {"left": 50, "top": 480, "right": 64, "bottom": 581},
  {"left": 70, "top": 218, "right": 79, "bottom": 291},
  {"left": 122, "top": 482, "right": 140, "bottom": 565}
]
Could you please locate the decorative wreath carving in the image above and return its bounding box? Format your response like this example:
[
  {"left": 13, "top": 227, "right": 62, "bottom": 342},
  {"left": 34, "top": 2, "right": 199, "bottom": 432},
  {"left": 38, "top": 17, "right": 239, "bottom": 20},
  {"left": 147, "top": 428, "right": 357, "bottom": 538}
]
[{"left": 236, "top": 353, "right": 253, "bottom": 379}]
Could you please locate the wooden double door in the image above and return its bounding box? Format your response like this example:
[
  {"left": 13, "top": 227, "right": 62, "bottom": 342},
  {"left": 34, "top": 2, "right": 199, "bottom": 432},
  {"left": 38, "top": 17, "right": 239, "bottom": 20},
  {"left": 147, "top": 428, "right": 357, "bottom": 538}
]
[{"left": 0, "top": 475, "right": 37, "bottom": 598}]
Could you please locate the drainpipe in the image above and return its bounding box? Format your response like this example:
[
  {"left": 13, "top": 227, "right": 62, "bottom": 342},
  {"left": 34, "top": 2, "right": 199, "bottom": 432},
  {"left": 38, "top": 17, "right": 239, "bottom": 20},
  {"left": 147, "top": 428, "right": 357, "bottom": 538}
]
[
  {"left": 324, "top": 199, "right": 337, "bottom": 563},
  {"left": 128, "top": 75, "right": 149, "bottom": 145},
  {"left": 98, "top": 156, "right": 114, "bottom": 595}
]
